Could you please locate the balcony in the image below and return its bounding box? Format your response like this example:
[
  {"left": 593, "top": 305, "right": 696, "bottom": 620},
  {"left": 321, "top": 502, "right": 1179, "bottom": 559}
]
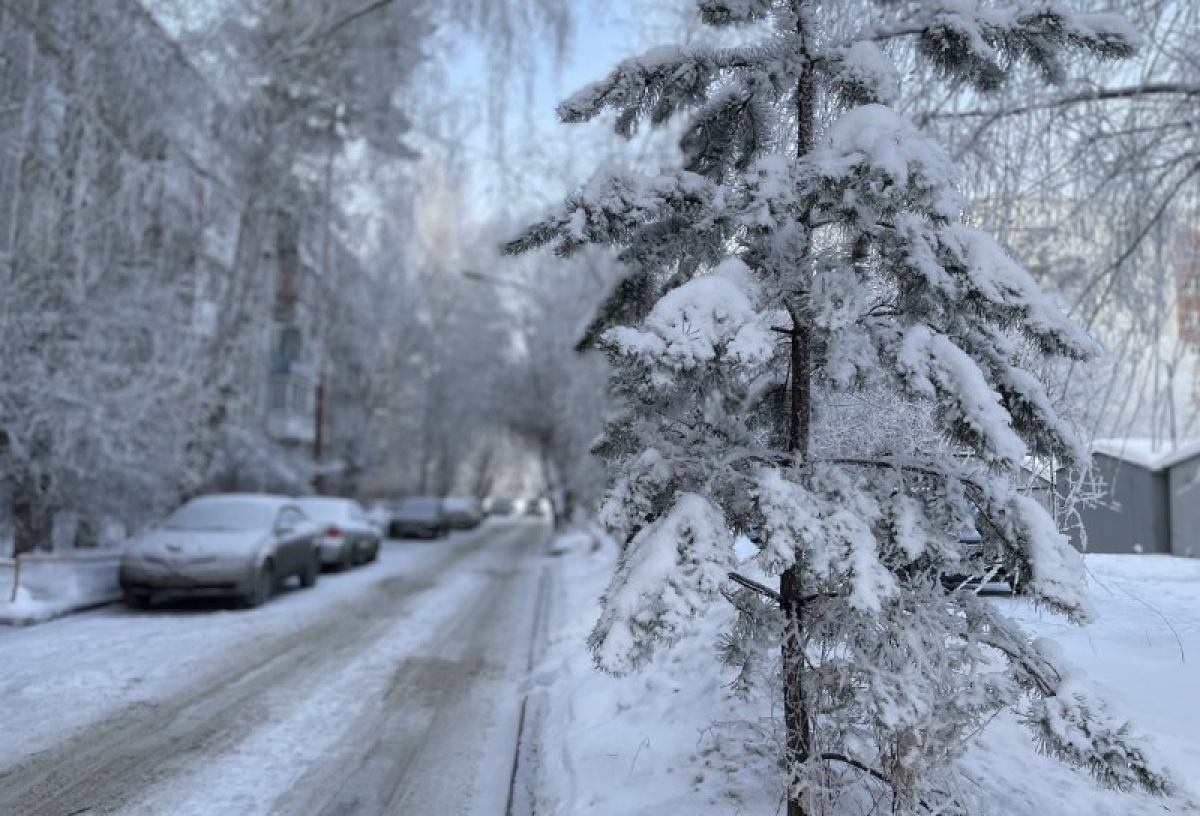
[
  {"left": 265, "top": 373, "right": 315, "bottom": 445},
  {"left": 265, "top": 412, "right": 315, "bottom": 444}
]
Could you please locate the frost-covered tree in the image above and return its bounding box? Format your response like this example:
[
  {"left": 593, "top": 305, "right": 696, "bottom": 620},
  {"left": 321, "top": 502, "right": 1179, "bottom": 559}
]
[
  {"left": 488, "top": 247, "right": 612, "bottom": 522},
  {"left": 171, "top": 0, "right": 432, "bottom": 483},
  {"left": 508, "top": 1, "right": 1176, "bottom": 812},
  {"left": 0, "top": 3, "right": 232, "bottom": 551},
  {"left": 921, "top": 1, "right": 1200, "bottom": 446}
]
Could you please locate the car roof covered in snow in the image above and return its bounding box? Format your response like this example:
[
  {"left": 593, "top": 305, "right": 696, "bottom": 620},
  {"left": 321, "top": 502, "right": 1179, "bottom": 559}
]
[
  {"left": 186, "top": 493, "right": 295, "bottom": 508},
  {"left": 297, "top": 496, "right": 360, "bottom": 519}
]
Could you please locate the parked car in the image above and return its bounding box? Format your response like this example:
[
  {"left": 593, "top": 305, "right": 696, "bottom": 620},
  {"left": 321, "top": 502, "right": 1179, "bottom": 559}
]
[
  {"left": 388, "top": 496, "right": 446, "bottom": 539},
  {"left": 938, "top": 505, "right": 1029, "bottom": 594},
  {"left": 365, "top": 502, "right": 393, "bottom": 534},
  {"left": 441, "top": 496, "right": 484, "bottom": 530},
  {"left": 483, "top": 496, "right": 516, "bottom": 516},
  {"left": 523, "top": 497, "right": 549, "bottom": 517},
  {"left": 119, "top": 494, "right": 321, "bottom": 608},
  {"left": 297, "top": 497, "right": 381, "bottom": 570}
]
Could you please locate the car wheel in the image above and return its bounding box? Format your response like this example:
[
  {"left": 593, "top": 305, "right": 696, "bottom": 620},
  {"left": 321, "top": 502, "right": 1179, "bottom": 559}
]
[
  {"left": 1010, "top": 564, "right": 1031, "bottom": 595},
  {"left": 300, "top": 555, "right": 319, "bottom": 588},
  {"left": 247, "top": 561, "right": 275, "bottom": 608},
  {"left": 339, "top": 546, "right": 355, "bottom": 571},
  {"left": 366, "top": 544, "right": 379, "bottom": 563},
  {"left": 124, "top": 591, "right": 151, "bottom": 609}
]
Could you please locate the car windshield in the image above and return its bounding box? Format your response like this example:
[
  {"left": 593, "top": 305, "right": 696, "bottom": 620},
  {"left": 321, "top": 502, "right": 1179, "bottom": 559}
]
[
  {"left": 396, "top": 498, "right": 440, "bottom": 519},
  {"left": 163, "top": 498, "right": 274, "bottom": 531},
  {"left": 298, "top": 498, "right": 351, "bottom": 522}
]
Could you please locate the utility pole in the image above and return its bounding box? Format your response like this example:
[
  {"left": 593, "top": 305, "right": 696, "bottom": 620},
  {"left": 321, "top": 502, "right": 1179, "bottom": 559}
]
[
  {"left": 313, "top": 371, "right": 325, "bottom": 462},
  {"left": 314, "top": 148, "right": 334, "bottom": 465}
]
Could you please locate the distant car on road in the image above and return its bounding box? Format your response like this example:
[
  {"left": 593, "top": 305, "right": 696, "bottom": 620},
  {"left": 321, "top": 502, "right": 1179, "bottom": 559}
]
[
  {"left": 388, "top": 496, "right": 447, "bottom": 539},
  {"left": 297, "top": 497, "right": 381, "bottom": 570},
  {"left": 120, "top": 494, "right": 321, "bottom": 608},
  {"left": 441, "top": 496, "right": 484, "bottom": 530},
  {"left": 523, "top": 497, "right": 549, "bottom": 518},
  {"left": 483, "top": 496, "right": 516, "bottom": 516}
]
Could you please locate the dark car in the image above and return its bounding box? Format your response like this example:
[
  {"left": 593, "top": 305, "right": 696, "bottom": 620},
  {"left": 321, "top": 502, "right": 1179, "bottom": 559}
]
[
  {"left": 388, "top": 496, "right": 446, "bottom": 539},
  {"left": 939, "top": 505, "right": 1029, "bottom": 594},
  {"left": 441, "top": 496, "right": 483, "bottom": 530},
  {"left": 523, "top": 497, "right": 549, "bottom": 517},
  {"left": 485, "top": 496, "right": 516, "bottom": 516}
]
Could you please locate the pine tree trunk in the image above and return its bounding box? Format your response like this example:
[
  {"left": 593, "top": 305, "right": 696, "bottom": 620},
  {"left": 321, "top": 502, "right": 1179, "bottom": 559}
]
[
  {"left": 782, "top": 4, "right": 816, "bottom": 814},
  {"left": 782, "top": 317, "right": 814, "bottom": 816}
]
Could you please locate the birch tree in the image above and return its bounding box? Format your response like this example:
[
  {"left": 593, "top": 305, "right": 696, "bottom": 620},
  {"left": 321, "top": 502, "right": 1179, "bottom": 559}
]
[
  {"left": 916, "top": 1, "right": 1200, "bottom": 446},
  {"left": 487, "top": 248, "right": 612, "bottom": 522},
  {"left": 0, "top": 2, "right": 229, "bottom": 551},
  {"left": 170, "top": 0, "right": 432, "bottom": 490}
]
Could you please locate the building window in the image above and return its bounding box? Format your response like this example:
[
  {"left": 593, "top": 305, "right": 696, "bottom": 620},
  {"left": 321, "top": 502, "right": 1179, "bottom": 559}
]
[
  {"left": 269, "top": 378, "right": 289, "bottom": 411},
  {"left": 279, "top": 327, "right": 301, "bottom": 360}
]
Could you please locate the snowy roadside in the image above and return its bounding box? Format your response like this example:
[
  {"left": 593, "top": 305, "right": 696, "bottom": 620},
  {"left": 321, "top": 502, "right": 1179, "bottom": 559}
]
[
  {"left": 0, "top": 519, "right": 549, "bottom": 816},
  {"left": 534, "top": 528, "right": 778, "bottom": 815},
  {"left": 0, "top": 549, "right": 123, "bottom": 626},
  {"left": 535, "top": 538, "right": 1200, "bottom": 815},
  {"left": 0, "top": 531, "right": 502, "bottom": 769}
]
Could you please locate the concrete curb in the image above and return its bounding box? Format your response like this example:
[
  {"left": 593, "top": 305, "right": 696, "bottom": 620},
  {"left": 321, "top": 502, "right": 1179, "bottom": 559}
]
[{"left": 505, "top": 529, "right": 557, "bottom": 816}]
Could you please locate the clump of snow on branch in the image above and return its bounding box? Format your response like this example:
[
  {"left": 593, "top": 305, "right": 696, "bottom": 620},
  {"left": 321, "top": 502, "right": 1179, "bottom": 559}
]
[
  {"left": 605, "top": 258, "right": 773, "bottom": 372},
  {"left": 812, "top": 104, "right": 965, "bottom": 222},
  {"left": 590, "top": 493, "right": 734, "bottom": 675}
]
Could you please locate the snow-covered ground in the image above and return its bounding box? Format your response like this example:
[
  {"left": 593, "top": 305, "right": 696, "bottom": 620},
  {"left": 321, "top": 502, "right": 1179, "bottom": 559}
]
[
  {"left": 0, "top": 518, "right": 550, "bottom": 816},
  {"left": 536, "top": 535, "right": 1200, "bottom": 815},
  {"left": 8, "top": 522, "right": 1196, "bottom": 815},
  {"left": 0, "top": 549, "right": 123, "bottom": 624}
]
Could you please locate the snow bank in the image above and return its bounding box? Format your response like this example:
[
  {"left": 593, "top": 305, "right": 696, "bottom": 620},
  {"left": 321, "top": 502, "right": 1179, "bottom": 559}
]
[
  {"left": 534, "top": 528, "right": 778, "bottom": 815},
  {"left": 535, "top": 541, "right": 1200, "bottom": 814},
  {"left": 0, "top": 550, "right": 122, "bottom": 625}
]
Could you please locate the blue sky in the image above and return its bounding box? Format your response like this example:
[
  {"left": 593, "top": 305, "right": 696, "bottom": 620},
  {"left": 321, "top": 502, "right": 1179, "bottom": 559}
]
[
  {"left": 421, "top": 1, "right": 652, "bottom": 221},
  {"left": 553, "top": 3, "right": 635, "bottom": 104}
]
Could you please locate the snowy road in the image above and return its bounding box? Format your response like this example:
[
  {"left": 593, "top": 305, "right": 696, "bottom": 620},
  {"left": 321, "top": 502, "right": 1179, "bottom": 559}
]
[{"left": 0, "top": 517, "right": 550, "bottom": 816}]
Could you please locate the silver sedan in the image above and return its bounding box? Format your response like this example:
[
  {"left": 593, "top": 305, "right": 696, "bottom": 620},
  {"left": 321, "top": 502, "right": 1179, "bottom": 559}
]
[
  {"left": 119, "top": 494, "right": 321, "bottom": 608},
  {"left": 297, "top": 496, "right": 381, "bottom": 569}
]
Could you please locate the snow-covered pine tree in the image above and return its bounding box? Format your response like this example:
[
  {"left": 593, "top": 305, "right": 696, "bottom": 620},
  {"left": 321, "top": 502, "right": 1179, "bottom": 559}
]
[{"left": 507, "top": 1, "right": 1177, "bottom": 813}]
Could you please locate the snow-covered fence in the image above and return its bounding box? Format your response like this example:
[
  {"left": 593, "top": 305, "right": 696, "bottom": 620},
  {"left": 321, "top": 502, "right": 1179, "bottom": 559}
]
[
  {"left": 1, "top": 559, "right": 14, "bottom": 604},
  {"left": 1, "top": 550, "right": 123, "bottom": 623}
]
